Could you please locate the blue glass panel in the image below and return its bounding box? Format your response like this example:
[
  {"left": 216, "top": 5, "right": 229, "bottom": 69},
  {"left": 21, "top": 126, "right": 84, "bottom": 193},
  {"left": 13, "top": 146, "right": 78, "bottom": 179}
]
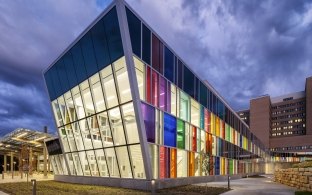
[
  {"left": 63, "top": 52, "right": 77, "bottom": 89},
  {"left": 164, "top": 113, "right": 176, "bottom": 147},
  {"left": 50, "top": 65, "right": 62, "bottom": 98},
  {"left": 142, "top": 24, "right": 151, "bottom": 65},
  {"left": 91, "top": 19, "right": 111, "bottom": 69},
  {"left": 164, "top": 46, "right": 174, "bottom": 83},
  {"left": 71, "top": 43, "right": 87, "bottom": 83},
  {"left": 177, "top": 60, "right": 183, "bottom": 89},
  {"left": 183, "top": 66, "right": 194, "bottom": 98},
  {"left": 215, "top": 157, "right": 220, "bottom": 175},
  {"left": 126, "top": 7, "right": 141, "bottom": 58},
  {"left": 80, "top": 31, "right": 98, "bottom": 77},
  {"left": 141, "top": 102, "right": 155, "bottom": 143},
  {"left": 200, "top": 81, "right": 207, "bottom": 108},
  {"left": 44, "top": 70, "right": 56, "bottom": 100},
  {"left": 103, "top": 7, "right": 124, "bottom": 62},
  {"left": 56, "top": 60, "right": 70, "bottom": 93}
]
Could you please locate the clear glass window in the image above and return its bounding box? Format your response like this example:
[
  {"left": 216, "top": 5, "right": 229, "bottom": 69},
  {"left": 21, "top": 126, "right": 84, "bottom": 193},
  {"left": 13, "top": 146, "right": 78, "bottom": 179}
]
[
  {"left": 170, "top": 84, "right": 177, "bottom": 116},
  {"left": 177, "top": 149, "right": 187, "bottom": 177},
  {"left": 105, "top": 148, "right": 120, "bottom": 177},
  {"left": 114, "top": 57, "right": 132, "bottom": 103},
  {"left": 71, "top": 152, "right": 83, "bottom": 176},
  {"left": 179, "top": 91, "right": 189, "bottom": 122},
  {"left": 78, "top": 119, "right": 93, "bottom": 150},
  {"left": 58, "top": 96, "right": 70, "bottom": 125},
  {"left": 58, "top": 127, "right": 70, "bottom": 153},
  {"left": 52, "top": 100, "right": 63, "bottom": 127},
  {"left": 72, "top": 122, "right": 84, "bottom": 151},
  {"left": 80, "top": 80, "right": 95, "bottom": 116},
  {"left": 87, "top": 115, "right": 103, "bottom": 149},
  {"left": 129, "top": 145, "right": 146, "bottom": 179},
  {"left": 90, "top": 73, "right": 106, "bottom": 113},
  {"left": 65, "top": 123, "right": 77, "bottom": 152},
  {"left": 64, "top": 92, "right": 78, "bottom": 123},
  {"left": 95, "top": 149, "right": 109, "bottom": 177},
  {"left": 86, "top": 150, "right": 99, "bottom": 176},
  {"left": 108, "top": 107, "right": 126, "bottom": 146},
  {"left": 79, "top": 151, "right": 91, "bottom": 176},
  {"left": 97, "top": 112, "right": 113, "bottom": 147},
  {"left": 100, "top": 65, "right": 119, "bottom": 108},
  {"left": 191, "top": 99, "right": 200, "bottom": 127},
  {"left": 121, "top": 103, "right": 139, "bottom": 144},
  {"left": 134, "top": 56, "right": 145, "bottom": 100},
  {"left": 65, "top": 153, "right": 75, "bottom": 175},
  {"left": 72, "top": 86, "right": 86, "bottom": 120}
]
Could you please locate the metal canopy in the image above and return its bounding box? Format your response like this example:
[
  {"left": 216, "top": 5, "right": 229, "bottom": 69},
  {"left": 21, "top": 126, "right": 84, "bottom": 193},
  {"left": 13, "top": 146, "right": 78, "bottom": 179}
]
[{"left": 0, "top": 128, "right": 56, "bottom": 155}]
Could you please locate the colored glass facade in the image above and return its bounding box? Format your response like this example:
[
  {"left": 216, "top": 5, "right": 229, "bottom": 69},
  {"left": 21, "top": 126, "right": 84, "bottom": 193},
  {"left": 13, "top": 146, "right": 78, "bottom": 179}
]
[{"left": 44, "top": 1, "right": 266, "bottom": 182}]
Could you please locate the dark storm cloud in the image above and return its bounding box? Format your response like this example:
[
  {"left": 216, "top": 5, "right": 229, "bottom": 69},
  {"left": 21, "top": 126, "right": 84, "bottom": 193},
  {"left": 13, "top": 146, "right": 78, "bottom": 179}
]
[
  {"left": 127, "top": 0, "right": 312, "bottom": 110},
  {"left": 0, "top": 0, "right": 111, "bottom": 136},
  {"left": 0, "top": 0, "right": 311, "bottom": 136}
]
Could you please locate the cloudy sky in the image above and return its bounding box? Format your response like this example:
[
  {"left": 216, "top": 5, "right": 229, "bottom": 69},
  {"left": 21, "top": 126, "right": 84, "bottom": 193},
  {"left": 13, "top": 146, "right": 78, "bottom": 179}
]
[{"left": 0, "top": 0, "right": 311, "bottom": 136}]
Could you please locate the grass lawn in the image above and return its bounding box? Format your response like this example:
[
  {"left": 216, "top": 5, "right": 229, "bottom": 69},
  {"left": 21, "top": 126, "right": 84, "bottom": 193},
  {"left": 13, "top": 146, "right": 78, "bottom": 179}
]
[
  {"left": 295, "top": 191, "right": 312, "bottom": 195},
  {"left": 0, "top": 181, "right": 230, "bottom": 195}
]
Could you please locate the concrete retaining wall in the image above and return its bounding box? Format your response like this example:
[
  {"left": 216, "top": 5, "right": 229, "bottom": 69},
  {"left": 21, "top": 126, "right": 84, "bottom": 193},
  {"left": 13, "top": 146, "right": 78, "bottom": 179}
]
[
  {"left": 274, "top": 168, "right": 312, "bottom": 192},
  {"left": 54, "top": 172, "right": 263, "bottom": 190}
]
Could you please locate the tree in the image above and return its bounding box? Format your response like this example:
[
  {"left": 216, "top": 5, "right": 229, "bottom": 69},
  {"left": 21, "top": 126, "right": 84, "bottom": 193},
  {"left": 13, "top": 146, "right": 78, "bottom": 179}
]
[{"left": 202, "top": 152, "right": 214, "bottom": 176}]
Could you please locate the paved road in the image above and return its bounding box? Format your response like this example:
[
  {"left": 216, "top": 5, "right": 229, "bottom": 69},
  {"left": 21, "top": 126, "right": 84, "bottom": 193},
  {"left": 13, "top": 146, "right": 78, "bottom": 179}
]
[{"left": 200, "top": 175, "right": 296, "bottom": 195}]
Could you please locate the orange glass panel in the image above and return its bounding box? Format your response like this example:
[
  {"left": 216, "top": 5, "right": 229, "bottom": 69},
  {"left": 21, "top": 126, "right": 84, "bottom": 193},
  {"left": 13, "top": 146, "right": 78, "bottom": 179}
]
[
  {"left": 170, "top": 148, "right": 177, "bottom": 178},
  {"left": 188, "top": 152, "right": 195, "bottom": 176}
]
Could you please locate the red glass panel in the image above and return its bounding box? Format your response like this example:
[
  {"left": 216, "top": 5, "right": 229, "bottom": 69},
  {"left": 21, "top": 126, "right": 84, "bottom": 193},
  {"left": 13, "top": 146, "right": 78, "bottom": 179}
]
[
  {"left": 152, "top": 70, "right": 159, "bottom": 107},
  {"left": 152, "top": 34, "right": 160, "bottom": 72},
  {"left": 192, "top": 126, "right": 197, "bottom": 152},
  {"left": 159, "top": 146, "right": 165, "bottom": 179},
  {"left": 159, "top": 41, "right": 163, "bottom": 75},
  {"left": 146, "top": 66, "right": 152, "bottom": 103}
]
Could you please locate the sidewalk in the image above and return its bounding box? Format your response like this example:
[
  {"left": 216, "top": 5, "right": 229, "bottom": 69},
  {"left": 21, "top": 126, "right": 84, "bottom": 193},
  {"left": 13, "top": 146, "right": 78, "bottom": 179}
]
[
  {"left": 198, "top": 175, "right": 296, "bottom": 195},
  {"left": 0, "top": 173, "right": 53, "bottom": 184}
]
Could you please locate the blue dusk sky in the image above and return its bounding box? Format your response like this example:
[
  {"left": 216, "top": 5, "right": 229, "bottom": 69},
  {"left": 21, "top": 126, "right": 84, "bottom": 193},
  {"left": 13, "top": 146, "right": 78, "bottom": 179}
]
[{"left": 0, "top": 0, "right": 311, "bottom": 136}]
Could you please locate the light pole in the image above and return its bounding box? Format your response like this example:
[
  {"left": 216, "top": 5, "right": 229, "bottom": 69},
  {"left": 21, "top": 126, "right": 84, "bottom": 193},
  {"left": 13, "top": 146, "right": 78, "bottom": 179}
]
[
  {"left": 2, "top": 165, "right": 4, "bottom": 179},
  {"left": 13, "top": 162, "right": 16, "bottom": 179},
  {"left": 7, "top": 164, "right": 9, "bottom": 174}
]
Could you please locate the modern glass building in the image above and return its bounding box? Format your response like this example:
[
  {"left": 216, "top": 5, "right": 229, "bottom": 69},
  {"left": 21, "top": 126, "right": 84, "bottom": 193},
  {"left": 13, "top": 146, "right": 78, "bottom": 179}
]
[{"left": 43, "top": 0, "right": 266, "bottom": 190}]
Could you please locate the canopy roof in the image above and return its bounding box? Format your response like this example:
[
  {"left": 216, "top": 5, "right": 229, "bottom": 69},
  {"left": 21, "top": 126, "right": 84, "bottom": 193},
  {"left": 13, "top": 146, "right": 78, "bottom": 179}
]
[{"left": 0, "top": 128, "right": 56, "bottom": 155}]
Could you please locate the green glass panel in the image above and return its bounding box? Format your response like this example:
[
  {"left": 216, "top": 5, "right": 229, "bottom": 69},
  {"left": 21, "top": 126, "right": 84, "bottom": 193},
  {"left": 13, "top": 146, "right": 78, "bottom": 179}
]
[{"left": 177, "top": 119, "right": 185, "bottom": 149}]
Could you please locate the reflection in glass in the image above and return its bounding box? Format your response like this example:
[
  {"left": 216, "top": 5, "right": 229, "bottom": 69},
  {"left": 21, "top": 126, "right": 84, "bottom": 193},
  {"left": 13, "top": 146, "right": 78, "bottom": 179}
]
[
  {"left": 108, "top": 107, "right": 126, "bottom": 146},
  {"left": 129, "top": 145, "right": 145, "bottom": 179},
  {"left": 97, "top": 112, "right": 113, "bottom": 147},
  {"left": 52, "top": 100, "right": 63, "bottom": 127},
  {"left": 72, "top": 86, "right": 86, "bottom": 119},
  {"left": 95, "top": 149, "right": 109, "bottom": 177},
  {"left": 90, "top": 73, "right": 106, "bottom": 113},
  {"left": 115, "top": 146, "right": 132, "bottom": 178},
  {"left": 87, "top": 115, "right": 103, "bottom": 149},
  {"left": 100, "top": 65, "right": 118, "bottom": 108},
  {"left": 79, "top": 151, "right": 91, "bottom": 176},
  {"left": 58, "top": 127, "right": 70, "bottom": 152},
  {"left": 105, "top": 148, "right": 119, "bottom": 177},
  {"left": 114, "top": 57, "right": 132, "bottom": 103},
  {"left": 78, "top": 119, "right": 93, "bottom": 150},
  {"left": 121, "top": 103, "right": 139, "bottom": 144},
  {"left": 134, "top": 56, "right": 145, "bottom": 100},
  {"left": 86, "top": 150, "right": 99, "bottom": 176}
]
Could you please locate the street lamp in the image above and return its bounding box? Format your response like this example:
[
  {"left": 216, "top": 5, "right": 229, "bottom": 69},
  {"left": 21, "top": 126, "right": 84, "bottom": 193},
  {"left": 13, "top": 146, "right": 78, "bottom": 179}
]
[
  {"left": 7, "top": 164, "right": 9, "bottom": 173},
  {"left": 13, "top": 162, "right": 16, "bottom": 173}
]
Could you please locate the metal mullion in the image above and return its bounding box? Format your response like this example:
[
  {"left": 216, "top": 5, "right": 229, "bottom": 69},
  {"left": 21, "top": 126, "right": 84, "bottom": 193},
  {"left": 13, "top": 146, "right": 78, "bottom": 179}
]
[
  {"left": 119, "top": 103, "right": 135, "bottom": 178},
  {"left": 117, "top": 0, "right": 152, "bottom": 180},
  {"left": 111, "top": 59, "right": 134, "bottom": 178}
]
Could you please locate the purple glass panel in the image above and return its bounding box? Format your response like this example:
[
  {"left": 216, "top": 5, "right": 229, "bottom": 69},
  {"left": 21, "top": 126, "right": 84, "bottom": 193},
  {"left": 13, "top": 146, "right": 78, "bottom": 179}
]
[
  {"left": 141, "top": 102, "right": 155, "bottom": 143},
  {"left": 159, "top": 75, "right": 167, "bottom": 111}
]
